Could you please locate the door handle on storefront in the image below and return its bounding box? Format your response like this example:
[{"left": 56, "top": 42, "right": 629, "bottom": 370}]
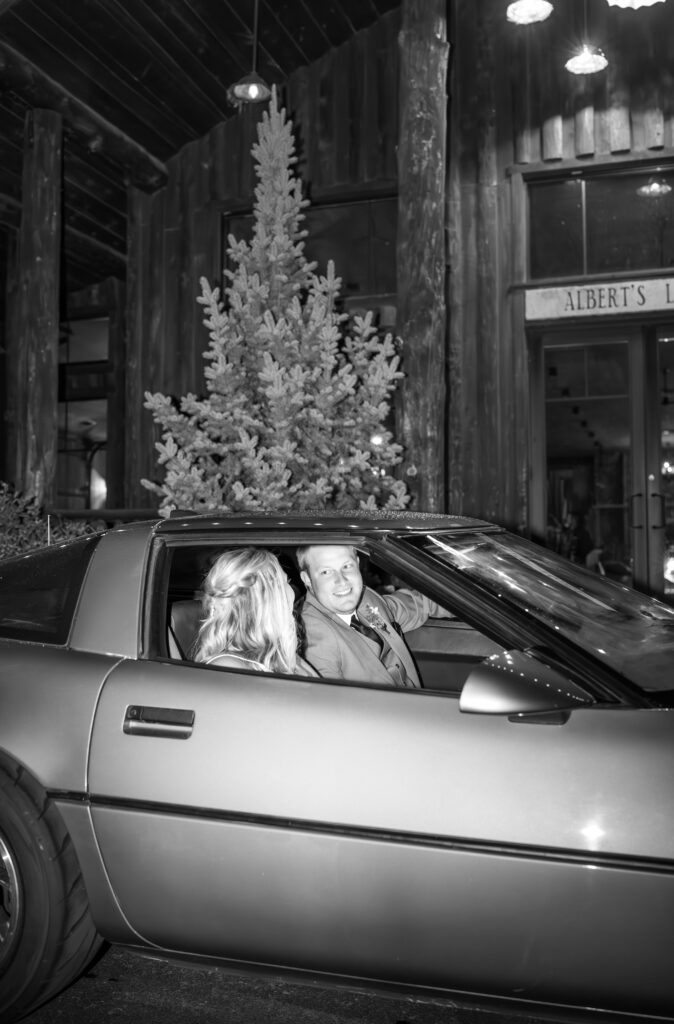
[
  {"left": 629, "top": 492, "right": 644, "bottom": 530},
  {"left": 650, "top": 492, "right": 666, "bottom": 530},
  {"left": 123, "top": 705, "right": 195, "bottom": 739}
]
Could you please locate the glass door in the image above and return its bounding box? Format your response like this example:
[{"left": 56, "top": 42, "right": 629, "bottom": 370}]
[
  {"left": 530, "top": 326, "right": 673, "bottom": 601},
  {"left": 657, "top": 329, "right": 674, "bottom": 599}
]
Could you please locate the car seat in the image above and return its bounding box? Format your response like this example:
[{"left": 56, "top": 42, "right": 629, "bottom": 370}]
[{"left": 170, "top": 599, "right": 203, "bottom": 659}]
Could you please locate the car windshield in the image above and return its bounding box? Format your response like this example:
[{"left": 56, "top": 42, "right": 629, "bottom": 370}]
[{"left": 404, "top": 531, "right": 674, "bottom": 693}]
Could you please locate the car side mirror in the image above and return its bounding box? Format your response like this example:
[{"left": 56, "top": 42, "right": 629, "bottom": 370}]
[{"left": 459, "top": 649, "right": 593, "bottom": 716}]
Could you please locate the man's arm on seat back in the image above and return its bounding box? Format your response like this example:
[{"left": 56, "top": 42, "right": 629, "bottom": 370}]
[{"left": 380, "top": 589, "right": 451, "bottom": 633}]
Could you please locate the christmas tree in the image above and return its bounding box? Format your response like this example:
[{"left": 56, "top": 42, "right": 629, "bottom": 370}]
[{"left": 143, "top": 89, "right": 408, "bottom": 515}]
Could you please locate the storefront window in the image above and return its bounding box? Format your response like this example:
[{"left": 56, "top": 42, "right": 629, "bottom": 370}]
[
  {"left": 529, "top": 166, "right": 674, "bottom": 280},
  {"left": 529, "top": 178, "right": 583, "bottom": 279},
  {"left": 586, "top": 174, "right": 674, "bottom": 274}
]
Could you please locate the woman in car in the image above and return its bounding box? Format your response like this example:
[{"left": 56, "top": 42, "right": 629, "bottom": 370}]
[{"left": 195, "top": 547, "right": 315, "bottom": 675}]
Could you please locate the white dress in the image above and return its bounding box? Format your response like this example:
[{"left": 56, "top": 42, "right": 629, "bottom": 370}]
[{"left": 205, "top": 652, "right": 265, "bottom": 671}]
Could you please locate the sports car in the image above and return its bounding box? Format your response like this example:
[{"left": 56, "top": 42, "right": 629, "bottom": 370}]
[{"left": 0, "top": 510, "right": 673, "bottom": 1023}]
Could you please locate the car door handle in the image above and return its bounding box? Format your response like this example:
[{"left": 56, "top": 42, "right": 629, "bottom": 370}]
[{"left": 123, "top": 705, "right": 195, "bottom": 739}]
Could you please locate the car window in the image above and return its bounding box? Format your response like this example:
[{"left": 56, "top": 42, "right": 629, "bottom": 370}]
[
  {"left": 162, "top": 546, "right": 218, "bottom": 659},
  {"left": 156, "top": 541, "right": 505, "bottom": 695},
  {"left": 356, "top": 553, "right": 506, "bottom": 693},
  {"left": 405, "top": 531, "right": 674, "bottom": 694},
  {"left": 0, "top": 536, "right": 99, "bottom": 644}
]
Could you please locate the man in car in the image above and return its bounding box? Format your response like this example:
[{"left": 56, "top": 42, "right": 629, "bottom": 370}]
[{"left": 297, "top": 544, "right": 446, "bottom": 687}]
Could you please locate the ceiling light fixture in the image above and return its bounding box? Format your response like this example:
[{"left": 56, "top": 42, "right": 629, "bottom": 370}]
[
  {"left": 507, "top": 0, "right": 554, "bottom": 23},
  {"left": 606, "top": 0, "right": 665, "bottom": 8},
  {"left": 228, "top": 0, "right": 271, "bottom": 106}
]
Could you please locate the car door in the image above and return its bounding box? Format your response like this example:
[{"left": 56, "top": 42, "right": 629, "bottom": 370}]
[{"left": 88, "top": 646, "right": 674, "bottom": 1018}]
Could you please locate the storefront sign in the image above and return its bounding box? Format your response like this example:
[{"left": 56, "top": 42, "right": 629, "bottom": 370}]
[{"left": 525, "top": 276, "right": 674, "bottom": 321}]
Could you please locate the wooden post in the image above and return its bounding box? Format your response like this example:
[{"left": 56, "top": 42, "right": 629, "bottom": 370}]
[
  {"left": 13, "top": 109, "right": 62, "bottom": 506},
  {"left": 3, "top": 230, "right": 19, "bottom": 486},
  {"left": 124, "top": 184, "right": 154, "bottom": 508},
  {"left": 396, "top": 0, "right": 449, "bottom": 511}
]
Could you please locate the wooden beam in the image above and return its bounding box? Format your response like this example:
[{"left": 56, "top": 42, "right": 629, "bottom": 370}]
[
  {"left": 12, "top": 109, "right": 62, "bottom": 505},
  {"left": 2, "top": 228, "right": 19, "bottom": 486},
  {"left": 0, "top": 42, "right": 168, "bottom": 191},
  {"left": 0, "top": 193, "right": 20, "bottom": 229},
  {"left": 396, "top": 0, "right": 449, "bottom": 512},
  {"left": 65, "top": 223, "right": 126, "bottom": 264},
  {"left": 0, "top": 192, "right": 125, "bottom": 263}
]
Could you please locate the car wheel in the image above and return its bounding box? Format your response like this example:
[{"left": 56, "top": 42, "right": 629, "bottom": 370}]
[{"left": 0, "top": 762, "right": 103, "bottom": 1023}]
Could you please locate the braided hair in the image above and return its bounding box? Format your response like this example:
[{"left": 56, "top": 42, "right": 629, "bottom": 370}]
[{"left": 195, "top": 548, "right": 297, "bottom": 673}]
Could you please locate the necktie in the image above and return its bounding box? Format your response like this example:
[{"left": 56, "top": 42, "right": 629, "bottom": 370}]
[{"left": 350, "top": 616, "right": 383, "bottom": 652}]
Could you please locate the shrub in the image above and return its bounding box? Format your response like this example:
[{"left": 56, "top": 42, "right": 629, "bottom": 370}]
[{"left": 0, "top": 482, "right": 97, "bottom": 560}]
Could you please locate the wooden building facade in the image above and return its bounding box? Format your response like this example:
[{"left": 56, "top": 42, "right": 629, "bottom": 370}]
[
  {"left": 447, "top": 0, "right": 674, "bottom": 597},
  {"left": 4, "top": 0, "right": 674, "bottom": 593}
]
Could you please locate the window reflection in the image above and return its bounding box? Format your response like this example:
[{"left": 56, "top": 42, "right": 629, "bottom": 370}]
[
  {"left": 660, "top": 335, "right": 674, "bottom": 598},
  {"left": 406, "top": 531, "right": 674, "bottom": 693},
  {"left": 544, "top": 341, "right": 631, "bottom": 582}
]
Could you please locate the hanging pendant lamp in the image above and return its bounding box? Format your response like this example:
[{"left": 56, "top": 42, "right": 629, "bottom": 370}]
[
  {"left": 566, "top": 0, "right": 608, "bottom": 73},
  {"left": 507, "top": 0, "right": 554, "bottom": 23},
  {"left": 228, "top": 0, "right": 271, "bottom": 106},
  {"left": 565, "top": 44, "right": 608, "bottom": 73},
  {"left": 606, "top": 0, "right": 665, "bottom": 7}
]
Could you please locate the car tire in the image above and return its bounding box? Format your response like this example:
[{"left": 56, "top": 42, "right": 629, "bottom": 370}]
[{"left": 0, "top": 761, "right": 103, "bottom": 1023}]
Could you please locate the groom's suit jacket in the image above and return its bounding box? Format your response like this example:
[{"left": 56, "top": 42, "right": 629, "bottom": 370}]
[{"left": 300, "top": 586, "right": 442, "bottom": 688}]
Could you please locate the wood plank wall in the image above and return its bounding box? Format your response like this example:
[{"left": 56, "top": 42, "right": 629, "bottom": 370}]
[
  {"left": 125, "top": 9, "right": 401, "bottom": 508},
  {"left": 508, "top": 0, "right": 674, "bottom": 166},
  {"left": 448, "top": 0, "right": 674, "bottom": 532}
]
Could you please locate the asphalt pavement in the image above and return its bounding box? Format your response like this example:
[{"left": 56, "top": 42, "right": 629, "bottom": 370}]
[{"left": 20, "top": 947, "right": 549, "bottom": 1024}]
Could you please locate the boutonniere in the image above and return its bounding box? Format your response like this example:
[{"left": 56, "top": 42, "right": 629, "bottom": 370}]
[{"left": 363, "top": 604, "right": 389, "bottom": 633}]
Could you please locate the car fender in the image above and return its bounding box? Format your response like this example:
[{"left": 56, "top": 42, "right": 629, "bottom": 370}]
[{"left": 0, "top": 644, "right": 121, "bottom": 793}]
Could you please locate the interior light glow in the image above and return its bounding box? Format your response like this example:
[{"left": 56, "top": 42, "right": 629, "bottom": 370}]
[{"left": 637, "top": 177, "right": 672, "bottom": 197}]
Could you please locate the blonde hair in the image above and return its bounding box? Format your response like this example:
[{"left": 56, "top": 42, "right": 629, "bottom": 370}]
[
  {"left": 195, "top": 548, "right": 297, "bottom": 672},
  {"left": 296, "top": 544, "right": 358, "bottom": 575}
]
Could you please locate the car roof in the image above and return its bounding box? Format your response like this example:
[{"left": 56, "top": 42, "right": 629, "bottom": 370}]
[{"left": 152, "top": 510, "right": 496, "bottom": 536}]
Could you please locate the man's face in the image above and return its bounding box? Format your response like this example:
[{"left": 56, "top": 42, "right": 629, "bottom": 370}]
[{"left": 301, "top": 545, "right": 363, "bottom": 616}]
